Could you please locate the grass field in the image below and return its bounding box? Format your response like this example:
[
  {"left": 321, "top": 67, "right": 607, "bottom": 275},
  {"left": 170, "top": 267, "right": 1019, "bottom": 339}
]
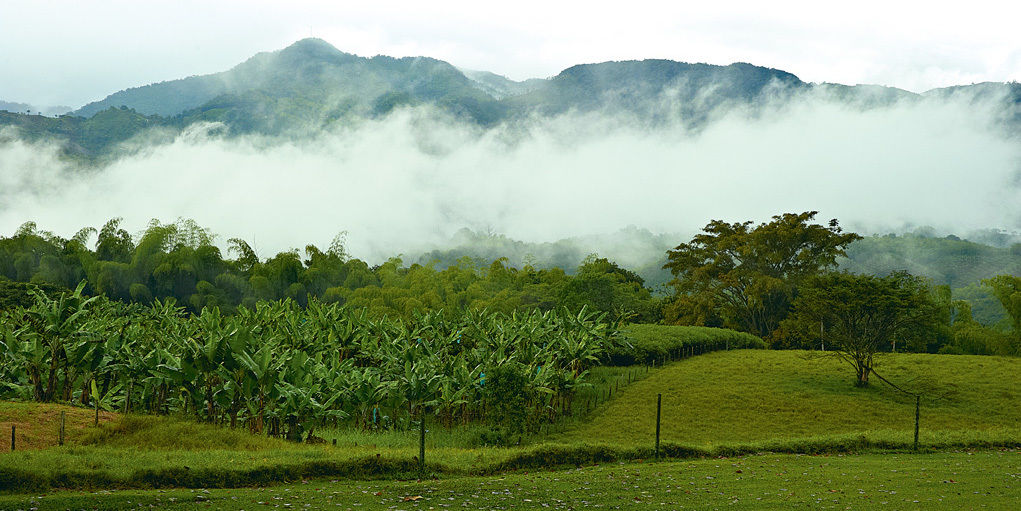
[
  {"left": 1, "top": 349, "right": 1018, "bottom": 496},
  {"left": 2, "top": 450, "right": 1017, "bottom": 510},
  {"left": 556, "top": 350, "right": 1021, "bottom": 446}
]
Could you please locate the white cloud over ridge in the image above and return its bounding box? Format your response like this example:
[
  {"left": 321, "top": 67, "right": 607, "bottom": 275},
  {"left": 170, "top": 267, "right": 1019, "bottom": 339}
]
[{"left": 1, "top": 90, "right": 1018, "bottom": 262}]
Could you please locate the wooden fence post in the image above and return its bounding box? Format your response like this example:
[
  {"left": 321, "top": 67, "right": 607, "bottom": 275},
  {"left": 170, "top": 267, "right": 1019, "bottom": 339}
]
[
  {"left": 913, "top": 395, "right": 920, "bottom": 451},
  {"left": 59, "top": 411, "right": 66, "bottom": 446},
  {"left": 10, "top": 424, "right": 14, "bottom": 451},
  {"left": 654, "top": 393, "right": 662, "bottom": 460},
  {"left": 419, "top": 413, "right": 426, "bottom": 478}
]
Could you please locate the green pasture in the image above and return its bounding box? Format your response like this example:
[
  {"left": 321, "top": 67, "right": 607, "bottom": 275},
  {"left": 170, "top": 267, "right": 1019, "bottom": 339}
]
[
  {"left": 2, "top": 450, "right": 1017, "bottom": 510},
  {"left": 557, "top": 350, "right": 1021, "bottom": 446},
  {"left": 2, "top": 349, "right": 1018, "bottom": 493}
]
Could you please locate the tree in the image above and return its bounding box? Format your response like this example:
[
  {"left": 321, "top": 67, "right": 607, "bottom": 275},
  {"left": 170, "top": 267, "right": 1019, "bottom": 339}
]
[
  {"left": 784, "top": 271, "right": 940, "bottom": 386},
  {"left": 663, "top": 212, "right": 861, "bottom": 339},
  {"left": 982, "top": 274, "right": 1021, "bottom": 354}
]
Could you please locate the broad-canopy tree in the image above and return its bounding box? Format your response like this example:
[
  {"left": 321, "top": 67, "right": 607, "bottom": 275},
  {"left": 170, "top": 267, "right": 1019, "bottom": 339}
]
[
  {"left": 784, "top": 271, "right": 940, "bottom": 386},
  {"left": 663, "top": 211, "right": 861, "bottom": 339}
]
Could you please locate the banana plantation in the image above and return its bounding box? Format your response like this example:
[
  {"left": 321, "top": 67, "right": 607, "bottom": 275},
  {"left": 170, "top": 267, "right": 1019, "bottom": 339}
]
[{"left": 0, "top": 284, "right": 621, "bottom": 441}]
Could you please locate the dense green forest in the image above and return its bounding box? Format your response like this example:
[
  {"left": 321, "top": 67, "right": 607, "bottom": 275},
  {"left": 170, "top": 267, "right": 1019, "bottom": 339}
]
[
  {"left": 0, "top": 219, "right": 661, "bottom": 322},
  {"left": 1, "top": 217, "right": 1017, "bottom": 357}
]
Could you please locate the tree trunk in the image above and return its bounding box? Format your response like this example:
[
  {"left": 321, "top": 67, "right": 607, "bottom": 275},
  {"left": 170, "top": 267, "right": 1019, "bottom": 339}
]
[
  {"left": 205, "top": 383, "right": 215, "bottom": 422},
  {"left": 855, "top": 362, "right": 870, "bottom": 387}
]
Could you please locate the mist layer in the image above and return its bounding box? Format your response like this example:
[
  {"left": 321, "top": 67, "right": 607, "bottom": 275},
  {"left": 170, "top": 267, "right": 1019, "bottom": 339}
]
[{"left": 1, "top": 90, "right": 1018, "bottom": 261}]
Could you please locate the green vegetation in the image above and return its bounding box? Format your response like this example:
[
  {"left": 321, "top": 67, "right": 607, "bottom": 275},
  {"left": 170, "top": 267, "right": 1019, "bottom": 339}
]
[
  {"left": 1, "top": 283, "right": 626, "bottom": 441},
  {"left": 662, "top": 211, "right": 862, "bottom": 339},
  {"left": 0, "top": 211, "right": 1016, "bottom": 500},
  {"left": 0, "top": 107, "right": 160, "bottom": 160},
  {"left": 0, "top": 401, "right": 116, "bottom": 449},
  {"left": 660, "top": 212, "right": 1019, "bottom": 356},
  {"left": 2, "top": 349, "right": 1017, "bottom": 494},
  {"left": 0, "top": 219, "right": 659, "bottom": 320},
  {"left": 843, "top": 233, "right": 1021, "bottom": 290},
  {"left": 2, "top": 450, "right": 1017, "bottom": 509},
  {"left": 556, "top": 350, "right": 1021, "bottom": 446},
  {"left": 781, "top": 271, "right": 944, "bottom": 385},
  {"left": 609, "top": 324, "right": 766, "bottom": 365}
]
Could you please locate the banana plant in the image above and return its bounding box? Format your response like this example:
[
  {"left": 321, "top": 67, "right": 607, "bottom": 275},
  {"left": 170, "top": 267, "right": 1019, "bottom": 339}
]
[
  {"left": 180, "top": 306, "right": 237, "bottom": 421},
  {"left": 19, "top": 282, "right": 99, "bottom": 401},
  {"left": 347, "top": 366, "right": 384, "bottom": 429}
]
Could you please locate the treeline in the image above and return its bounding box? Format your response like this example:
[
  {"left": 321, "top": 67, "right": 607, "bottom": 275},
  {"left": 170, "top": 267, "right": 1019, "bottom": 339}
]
[
  {"left": 0, "top": 219, "right": 661, "bottom": 322},
  {"left": 3, "top": 215, "right": 1017, "bottom": 357},
  {"left": 660, "top": 212, "right": 1021, "bottom": 357}
]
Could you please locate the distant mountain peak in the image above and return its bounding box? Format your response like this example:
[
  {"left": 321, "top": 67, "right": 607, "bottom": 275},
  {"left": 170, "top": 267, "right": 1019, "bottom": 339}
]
[{"left": 277, "top": 37, "right": 350, "bottom": 59}]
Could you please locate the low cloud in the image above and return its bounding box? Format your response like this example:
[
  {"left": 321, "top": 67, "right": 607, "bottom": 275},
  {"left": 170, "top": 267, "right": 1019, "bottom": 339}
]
[{"left": 1, "top": 88, "right": 1018, "bottom": 263}]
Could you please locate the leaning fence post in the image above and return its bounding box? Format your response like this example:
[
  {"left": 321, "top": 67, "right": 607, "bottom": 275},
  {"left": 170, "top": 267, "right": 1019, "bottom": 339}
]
[{"left": 655, "top": 393, "right": 662, "bottom": 460}]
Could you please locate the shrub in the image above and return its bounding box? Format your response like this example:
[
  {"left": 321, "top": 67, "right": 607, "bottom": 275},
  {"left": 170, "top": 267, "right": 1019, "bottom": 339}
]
[{"left": 606, "top": 324, "right": 765, "bottom": 365}]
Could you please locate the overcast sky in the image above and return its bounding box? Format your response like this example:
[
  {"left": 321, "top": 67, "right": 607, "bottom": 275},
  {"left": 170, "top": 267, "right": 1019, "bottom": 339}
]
[{"left": 1, "top": 0, "right": 1019, "bottom": 109}]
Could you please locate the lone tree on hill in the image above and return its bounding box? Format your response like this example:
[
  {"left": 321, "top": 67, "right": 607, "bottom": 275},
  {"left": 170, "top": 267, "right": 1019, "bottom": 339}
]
[
  {"left": 663, "top": 211, "right": 861, "bottom": 339},
  {"left": 784, "top": 271, "right": 940, "bottom": 386}
]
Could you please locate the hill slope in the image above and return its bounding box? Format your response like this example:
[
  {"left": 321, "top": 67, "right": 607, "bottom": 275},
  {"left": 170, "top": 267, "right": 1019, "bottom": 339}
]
[
  {"left": 556, "top": 350, "right": 1021, "bottom": 446},
  {"left": 74, "top": 38, "right": 503, "bottom": 126}
]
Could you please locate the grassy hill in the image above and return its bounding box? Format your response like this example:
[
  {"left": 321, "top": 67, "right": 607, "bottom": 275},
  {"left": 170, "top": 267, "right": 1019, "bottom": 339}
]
[
  {"left": 2, "top": 349, "right": 1017, "bottom": 493},
  {"left": 557, "top": 350, "right": 1021, "bottom": 446}
]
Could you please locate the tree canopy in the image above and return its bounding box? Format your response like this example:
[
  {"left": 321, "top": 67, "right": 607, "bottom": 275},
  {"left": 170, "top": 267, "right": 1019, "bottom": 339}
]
[
  {"left": 0, "top": 219, "right": 660, "bottom": 321},
  {"left": 783, "top": 271, "right": 941, "bottom": 386},
  {"left": 662, "top": 211, "right": 862, "bottom": 339}
]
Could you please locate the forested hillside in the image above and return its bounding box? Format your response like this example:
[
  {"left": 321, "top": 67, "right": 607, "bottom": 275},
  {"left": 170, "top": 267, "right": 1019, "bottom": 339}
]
[
  {"left": 4, "top": 38, "right": 1017, "bottom": 161},
  {"left": 843, "top": 234, "right": 1021, "bottom": 288}
]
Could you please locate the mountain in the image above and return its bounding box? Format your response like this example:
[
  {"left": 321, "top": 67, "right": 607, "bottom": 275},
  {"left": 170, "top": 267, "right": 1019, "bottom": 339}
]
[
  {"left": 0, "top": 100, "right": 70, "bottom": 117},
  {"left": 74, "top": 38, "right": 504, "bottom": 126},
  {"left": 74, "top": 42, "right": 811, "bottom": 128},
  {"left": 925, "top": 81, "right": 1021, "bottom": 133},
  {"left": 504, "top": 60, "right": 805, "bottom": 122},
  {"left": 3, "top": 38, "right": 1019, "bottom": 159},
  {"left": 0, "top": 107, "right": 157, "bottom": 161},
  {"left": 459, "top": 69, "right": 546, "bottom": 99}
]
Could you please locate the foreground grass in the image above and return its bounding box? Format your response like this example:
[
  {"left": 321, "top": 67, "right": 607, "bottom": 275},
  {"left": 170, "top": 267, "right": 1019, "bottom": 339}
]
[
  {"left": 2, "top": 351, "right": 1017, "bottom": 492},
  {"left": 2, "top": 450, "right": 1017, "bottom": 510},
  {"left": 556, "top": 350, "right": 1021, "bottom": 446}
]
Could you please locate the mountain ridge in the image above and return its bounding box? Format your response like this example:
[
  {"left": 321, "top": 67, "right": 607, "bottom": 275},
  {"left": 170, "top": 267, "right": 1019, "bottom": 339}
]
[{"left": 3, "top": 38, "right": 1018, "bottom": 160}]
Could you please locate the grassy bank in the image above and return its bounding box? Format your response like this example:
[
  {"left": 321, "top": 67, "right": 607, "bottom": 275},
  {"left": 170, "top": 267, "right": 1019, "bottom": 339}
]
[
  {"left": 556, "top": 350, "right": 1021, "bottom": 446},
  {"left": 2, "top": 450, "right": 1017, "bottom": 510}
]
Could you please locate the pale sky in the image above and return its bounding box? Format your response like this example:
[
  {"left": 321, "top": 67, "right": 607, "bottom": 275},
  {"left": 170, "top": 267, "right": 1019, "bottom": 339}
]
[{"left": 0, "top": 0, "right": 1019, "bottom": 109}]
